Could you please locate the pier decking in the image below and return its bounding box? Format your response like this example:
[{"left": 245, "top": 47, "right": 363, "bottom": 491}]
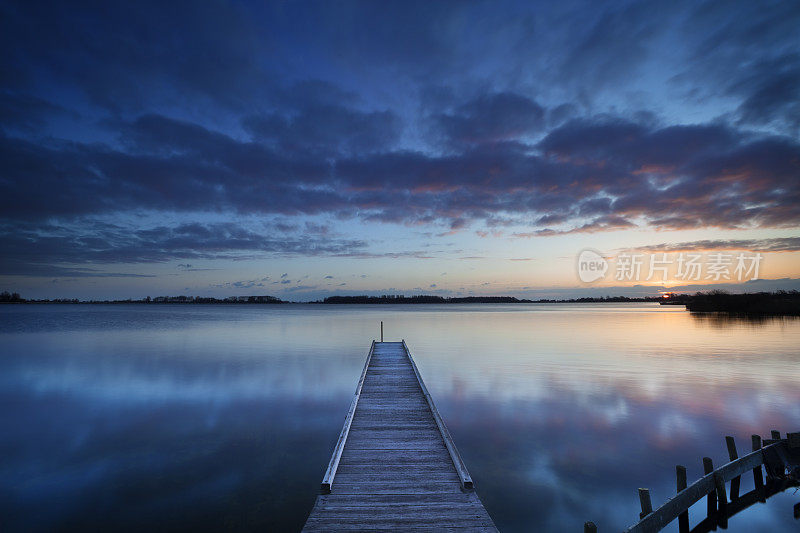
[{"left": 303, "top": 341, "right": 497, "bottom": 531}]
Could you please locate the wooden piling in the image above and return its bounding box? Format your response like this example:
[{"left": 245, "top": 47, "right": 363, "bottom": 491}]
[
  {"left": 725, "top": 436, "right": 739, "bottom": 501},
  {"left": 751, "top": 435, "right": 765, "bottom": 503},
  {"left": 713, "top": 473, "right": 728, "bottom": 529},
  {"left": 770, "top": 430, "right": 780, "bottom": 440},
  {"left": 676, "top": 465, "right": 689, "bottom": 533},
  {"left": 703, "top": 457, "right": 716, "bottom": 530},
  {"left": 638, "top": 488, "right": 653, "bottom": 519},
  {"left": 584, "top": 521, "right": 597, "bottom": 533}
]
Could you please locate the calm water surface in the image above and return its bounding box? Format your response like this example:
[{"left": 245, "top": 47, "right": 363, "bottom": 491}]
[{"left": 1, "top": 303, "right": 798, "bottom": 532}]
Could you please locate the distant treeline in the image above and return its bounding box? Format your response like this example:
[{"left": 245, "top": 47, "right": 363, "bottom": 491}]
[
  {"left": 0, "top": 293, "right": 285, "bottom": 304},
  {"left": 318, "top": 295, "right": 663, "bottom": 304},
  {"left": 320, "top": 295, "right": 523, "bottom": 304},
  {"left": 664, "top": 290, "right": 800, "bottom": 315},
  {"left": 0, "top": 291, "right": 23, "bottom": 302}
]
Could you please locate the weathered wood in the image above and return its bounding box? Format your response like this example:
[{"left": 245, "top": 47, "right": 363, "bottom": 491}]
[
  {"left": 751, "top": 435, "right": 765, "bottom": 502},
  {"left": 771, "top": 430, "right": 780, "bottom": 440},
  {"left": 639, "top": 488, "right": 653, "bottom": 518},
  {"left": 725, "top": 436, "right": 739, "bottom": 501},
  {"left": 336, "top": 463, "right": 456, "bottom": 474},
  {"left": 713, "top": 473, "right": 728, "bottom": 529},
  {"left": 304, "top": 516, "right": 496, "bottom": 528},
  {"left": 314, "top": 493, "right": 480, "bottom": 506},
  {"left": 303, "top": 341, "right": 496, "bottom": 531},
  {"left": 340, "top": 448, "right": 452, "bottom": 463},
  {"left": 703, "top": 457, "right": 716, "bottom": 528},
  {"left": 676, "top": 465, "right": 689, "bottom": 533}
]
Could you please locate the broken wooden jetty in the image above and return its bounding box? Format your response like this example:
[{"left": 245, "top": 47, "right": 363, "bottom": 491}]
[
  {"left": 584, "top": 431, "right": 800, "bottom": 533},
  {"left": 303, "top": 340, "right": 497, "bottom": 531}
]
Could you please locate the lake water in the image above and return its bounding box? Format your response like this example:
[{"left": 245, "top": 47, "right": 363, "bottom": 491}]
[{"left": 1, "top": 303, "right": 798, "bottom": 532}]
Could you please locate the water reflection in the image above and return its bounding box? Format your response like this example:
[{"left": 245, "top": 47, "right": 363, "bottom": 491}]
[
  {"left": 0, "top": 304, "right": 798, "bottom": 532},
  {"left": 689, "top": 311, "right": 800, "bottom": 328}
]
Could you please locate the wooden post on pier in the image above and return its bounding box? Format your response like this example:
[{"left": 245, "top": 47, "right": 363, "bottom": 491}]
[
  {"left": 702, "top": 457, "right": 716, "bottom": 530},
  {"left": 714, "top": 473, "right": 728, "bottom": 529},
  {"left": 752, "top": 435, "right": 765, "bottom": 502},
  {"left": 771, "top": 430, "right": 780, "bottom": 440},
  {"left": 380, "top": 321, "right": 383, "bottom": 342},
  {"left": 676, "top": 465, "right": 689, "bottom": 533},
  {"left": 725, "top": 436, "right": 740, "bottom": 501},
  {"left": 638, "top": 488, "right": 652, "bottom": 519}
]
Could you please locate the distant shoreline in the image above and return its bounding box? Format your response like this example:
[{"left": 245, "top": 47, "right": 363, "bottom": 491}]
[
  {"left": 1, "top": 293, "right": 663, "bottom": 305},
  {"left": 3, "top": 291, "right": 799, "bottom": 315}
]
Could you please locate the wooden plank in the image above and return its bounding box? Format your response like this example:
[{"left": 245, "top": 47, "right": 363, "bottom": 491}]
[
  {"left": 311, "top": 504, "right": 490, "bottom": 516},
  {"left": 306, "top": 508, "right": 494, "bottom": 522},
  {"left": 303, "top": 524, "right": 497, "bottom": 533},
  {"left": 314, "top": 493, "right": 481, "bottom": 505},
  {"left": 336, "top": 463, "right": 457, "bottom": 474},
  {"left": 329, "top": 482, "right": 465, "bottom": 494},
  {"left": 332, "top": 472, "right": 460, "bottom": 483},
  {"left": 339, "top": 449, "right": 452, "bottom": 463},
  {"left": 345, "top": 430, "right": 444, "bottom": 440},
  {"left": 349, "top": 420, "right": 435, "bottom": 428},
  {"left": 306, "top": 508, "right": 492, "bottom": 521},
  {"left": 305, "top": 519, "right": 496, "bottom": 530}
]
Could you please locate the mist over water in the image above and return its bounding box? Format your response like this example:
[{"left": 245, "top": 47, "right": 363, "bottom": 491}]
[{"left": 1, "top": 303, "right": 798, "bottom": 532}]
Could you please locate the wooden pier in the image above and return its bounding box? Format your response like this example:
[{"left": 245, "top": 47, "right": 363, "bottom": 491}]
[{"left": 303, "top": 340, "right": 497, "bottom": 531}]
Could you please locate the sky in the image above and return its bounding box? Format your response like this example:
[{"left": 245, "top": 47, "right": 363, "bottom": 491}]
[{"left": 1, "top": 0, "right": 799, "bottom": 301}]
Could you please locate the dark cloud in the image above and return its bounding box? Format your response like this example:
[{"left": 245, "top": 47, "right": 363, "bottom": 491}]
[
  {"left": 632, "top": 237, "right": 800, "bottom": 253},
  {"left": 0, "top": 0, "right": 271, "bottom": 112},
  {"left": 730, "top": 53, "right": 800, "bottom": 133},
  {"left": 0, "top": 91, "right": 69, "bottom": 133},
  {"left": 0, "top": 221, "right": 367, "bottom": 277},
  {"left": 434, "top": 92, "right": 545, "bottom": 146},
  {"left": 243, "top": 103, "right": 400, "bottom": 157}
]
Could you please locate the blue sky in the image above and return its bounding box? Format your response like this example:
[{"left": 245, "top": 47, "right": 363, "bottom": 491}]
[{"left": 1, "top": 0, "right": 799, "bottom": 300}]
